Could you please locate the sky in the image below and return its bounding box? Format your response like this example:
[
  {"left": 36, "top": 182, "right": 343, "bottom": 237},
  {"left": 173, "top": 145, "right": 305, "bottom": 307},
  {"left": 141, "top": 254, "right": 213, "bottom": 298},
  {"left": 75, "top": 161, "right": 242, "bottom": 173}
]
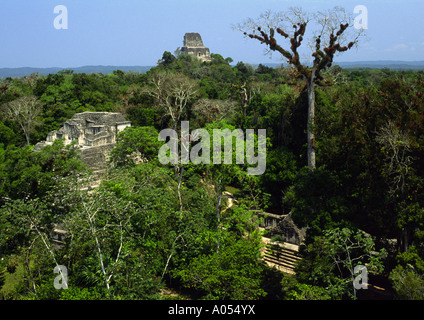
[{"left": 0, "top": 0, "right": 423, "bottom": 68}]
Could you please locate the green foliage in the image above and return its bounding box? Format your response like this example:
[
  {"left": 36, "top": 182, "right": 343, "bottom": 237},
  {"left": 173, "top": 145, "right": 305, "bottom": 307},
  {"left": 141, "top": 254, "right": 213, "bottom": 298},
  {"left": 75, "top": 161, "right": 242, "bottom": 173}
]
[
  {"left": 0, "top": 139, "right": 85, "bottom": 204},
  {"left": 260, "top": 146, "right": 298, "bottom": 212},
  {"left": 0, "top": 121, "right": 18, "bottom": 146},
  {"left": 126, "top": 106, "right": 157, "bottom": 127},
  {"left": 60, "top": 287, "right": 106, "bottom": 300},
  {"left": 158, "top": 51, "right": 177, "bottom": 68},
  {"left": 284, "top": 167, "right": 351, "bottom": 238},
  {"left": 295, "top": 227, "right": 387, "bottom": 299},
  {"left": 281, "top": 276, "right": 332, "bottom": 300},
  {"left": 395, "top": 245, "right": 424, "bottom": 275},
  {"left": 389, "top": 265, "right": 424, "bottom": 300},
  {"left": 0, "top": 265, "right": 6, "bottom": 295},
  {"left": 174, "top": 236, "right": 265, "bottom": 300},
  {"left": 2, "top": 51, "right": 424, "bottom": 300},
  {"left": 110, "top": 126, "right": 163, "bottom": 166}
]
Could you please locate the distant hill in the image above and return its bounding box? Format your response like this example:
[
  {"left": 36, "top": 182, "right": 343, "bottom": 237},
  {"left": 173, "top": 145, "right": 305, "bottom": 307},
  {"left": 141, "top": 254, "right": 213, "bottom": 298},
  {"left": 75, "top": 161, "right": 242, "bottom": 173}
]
[
  {"left": 2, "top": 61, "right": 424, "bottom": 78},
  {"left": 261, "top": 60, "right": 424, "bottom": 70},
  {"left": 0, "top": 65, "right": 152, "bottom": 78},
  {"left": 336, "top": 60, "right": 424, "bottom": 70}
]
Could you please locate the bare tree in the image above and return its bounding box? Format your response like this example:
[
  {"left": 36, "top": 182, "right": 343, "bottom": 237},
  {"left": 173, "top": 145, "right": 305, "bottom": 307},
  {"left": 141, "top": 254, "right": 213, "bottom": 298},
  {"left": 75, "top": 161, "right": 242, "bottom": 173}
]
[
  {"left": 376, "top": 122, "right": 413, "bottom": 252},
  {"left": 2, "top": 95, "right": 42, "bottom": 145},
  {"left": 192, "top": 98, "right": 238, "bottom": 124},
  {"left": 236, "top": 7, "right": 364, "bottom": 169},
  {"left": 230, "top": 82, "right": 253, "bottom": 120},
  {"left": 61, "top": 175, "right": 136, "bottom": 295},
  {"left": 21, "top": 73, "right": 39, "bottom": 89},
  {"left": 144, "top": 71, "right": 199, "bottom": 212},
  {"left": 376, "top": 121, "right": 412, "bottom": 197},
  {"left": 144, "top": 71, "right": 199, "bottom": 131}
]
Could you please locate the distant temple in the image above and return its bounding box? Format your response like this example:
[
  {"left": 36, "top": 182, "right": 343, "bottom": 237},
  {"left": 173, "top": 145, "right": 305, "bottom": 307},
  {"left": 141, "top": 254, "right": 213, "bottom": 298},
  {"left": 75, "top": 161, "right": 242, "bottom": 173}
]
[
  {"left": 180, "top": 33, "right": 212, "bottom": 62},
  {"left": 33, "top": 112, "right": 131, "bottom": 174}
]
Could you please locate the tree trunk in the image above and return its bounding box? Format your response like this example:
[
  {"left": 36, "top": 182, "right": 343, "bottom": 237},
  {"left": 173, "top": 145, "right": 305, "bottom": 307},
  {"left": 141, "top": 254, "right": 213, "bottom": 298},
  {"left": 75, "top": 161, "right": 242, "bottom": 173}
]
[
  {"left": 24, "top": 131, "right": 30, "bottom": 146},
  {"left": 306, "top": 81, "right": 316, "bottom": 170},
  {"left": 216, "top": 183, "right": 222, "bottom": 253},
  {"left": 177, "top": 166, "right": 184, "bottom": 212},
  {"left": 401, "top": 228, "right": 409, "bottom": 252}
]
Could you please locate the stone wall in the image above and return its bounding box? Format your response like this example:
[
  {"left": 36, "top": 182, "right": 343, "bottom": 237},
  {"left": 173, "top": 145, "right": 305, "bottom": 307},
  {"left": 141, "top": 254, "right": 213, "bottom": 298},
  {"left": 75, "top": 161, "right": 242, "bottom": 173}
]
[{"left": 80, "top": 144, "right": 116, "bottom": 172}]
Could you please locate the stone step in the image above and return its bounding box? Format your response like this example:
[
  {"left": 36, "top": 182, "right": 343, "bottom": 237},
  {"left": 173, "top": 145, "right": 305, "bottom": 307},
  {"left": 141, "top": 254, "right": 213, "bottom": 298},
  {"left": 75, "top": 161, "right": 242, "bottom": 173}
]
[
  {"left": 263, "top": 251, "right": 300, "bottom": 267},
  {"left": 263, "top": 257, "right": 297, "bottom": 274},
  {"left": 263, "top": 249, "right": 297, "bottom": 263},
  {"left": 261, "top": 238, "right": 302, "bottom": 274},
  {"left": 263, "top": 254, "right": 297, "bottom": 270},
  {"left": 264, "top": 246, "right": 301, "bottom": 263},
  {"left": 264, "top": 248, "right": 299, "bottom": 265}
]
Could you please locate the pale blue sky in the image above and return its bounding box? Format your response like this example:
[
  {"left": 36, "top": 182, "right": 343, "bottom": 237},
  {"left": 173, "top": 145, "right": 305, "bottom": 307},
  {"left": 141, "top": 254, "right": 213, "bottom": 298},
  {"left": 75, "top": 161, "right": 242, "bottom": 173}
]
[{"left": 0, "top": 0, "right": 423, "bottom": 68}]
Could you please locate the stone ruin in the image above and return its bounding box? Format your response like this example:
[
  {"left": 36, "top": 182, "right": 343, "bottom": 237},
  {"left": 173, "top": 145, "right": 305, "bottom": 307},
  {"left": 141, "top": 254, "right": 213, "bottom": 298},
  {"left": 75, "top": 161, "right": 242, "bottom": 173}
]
[
  {"left": 257, "top": 211, "right": 307, "bottom": 246},
  {"left": 33, "top": 111, "right": 131, "bottom": 175},
  {"left": 180, "top": 32, "right": 212, "bottom": 62}
]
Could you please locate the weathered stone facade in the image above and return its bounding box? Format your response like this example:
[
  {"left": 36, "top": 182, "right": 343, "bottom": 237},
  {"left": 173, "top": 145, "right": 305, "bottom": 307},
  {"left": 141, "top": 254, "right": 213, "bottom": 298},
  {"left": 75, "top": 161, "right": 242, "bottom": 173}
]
[
  {"left": 257, "top": 211, "right": 307, "bottom": 246},
  {"left": 33, "top": 112, "right": 131, "bottom": 173},
  {"left": 180, "top": 33, "right": 212, "bottom": 62}
]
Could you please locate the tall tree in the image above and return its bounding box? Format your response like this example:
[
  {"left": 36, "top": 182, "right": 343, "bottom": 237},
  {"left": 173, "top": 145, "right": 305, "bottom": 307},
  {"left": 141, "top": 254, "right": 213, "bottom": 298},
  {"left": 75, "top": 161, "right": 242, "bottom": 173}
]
[
  {"left": 144, "top": 70, "right": 199, "bottom": 212},
  {"left": 237, "top": 7, "right": 364, "bottom": 169},
  {"left": 2, "top": 95, "right": 42, "bottom": 145},
  {"left": 144, "top": 70, "right": 199, "bottom": 131}
]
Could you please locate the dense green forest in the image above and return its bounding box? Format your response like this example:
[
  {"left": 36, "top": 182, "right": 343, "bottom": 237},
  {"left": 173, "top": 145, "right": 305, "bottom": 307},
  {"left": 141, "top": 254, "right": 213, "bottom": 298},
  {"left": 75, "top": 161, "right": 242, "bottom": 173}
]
[{"left": 0, "top": 51, "right": 424, "bottom": 300}]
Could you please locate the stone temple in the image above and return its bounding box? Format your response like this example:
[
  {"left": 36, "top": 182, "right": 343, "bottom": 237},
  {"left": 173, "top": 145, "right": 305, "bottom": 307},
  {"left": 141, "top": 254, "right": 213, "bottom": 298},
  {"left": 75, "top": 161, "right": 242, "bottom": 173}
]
[
  {"left": 180, "top": 33, "right": 212, "bottom": 62},
  {"left": 33, "top": 112, "right": 131, "bottom": 174}
]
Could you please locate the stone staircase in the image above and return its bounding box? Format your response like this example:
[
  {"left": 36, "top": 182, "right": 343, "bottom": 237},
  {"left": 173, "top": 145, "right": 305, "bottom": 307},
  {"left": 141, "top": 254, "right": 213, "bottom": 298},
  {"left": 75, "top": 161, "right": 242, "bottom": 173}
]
[{"left": 261, "top": 237, "right": 302, "bottom": 274}]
